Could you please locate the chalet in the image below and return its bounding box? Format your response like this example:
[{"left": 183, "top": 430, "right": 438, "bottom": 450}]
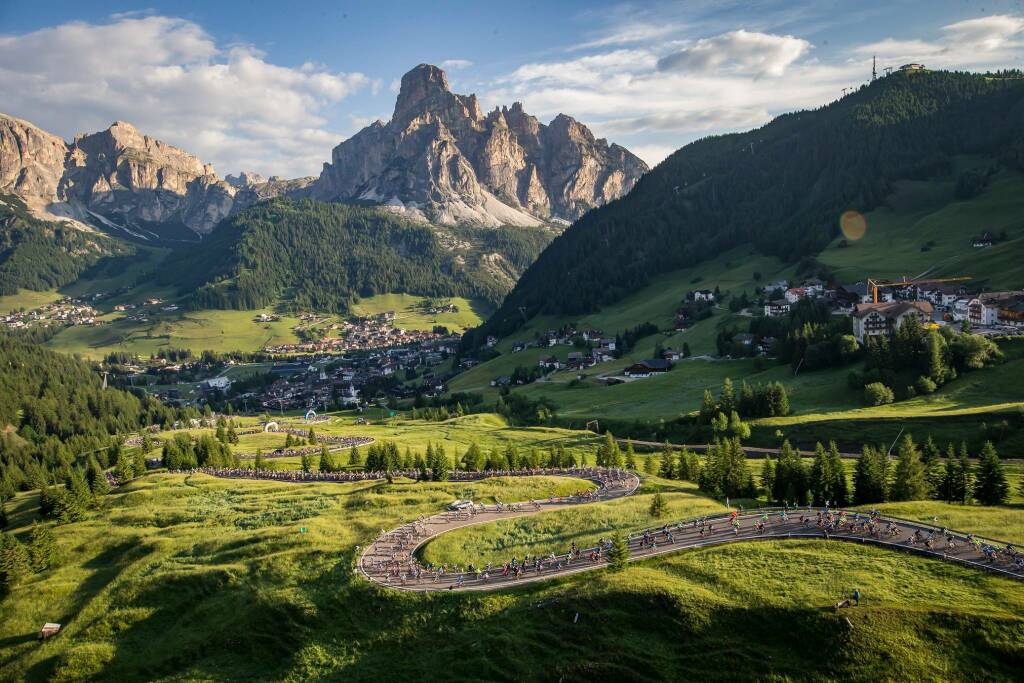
[
  {"left": 200, "top": 377, "right": 231, "bottom": 391},
  {"left": 511, "top": 341, "right": 526, "bottom": 352},
  {"left": 784, "top": 287, "right": 806, "bottom": 304},
  {"left": 674, "top": 312, "right": 691, "bottom": 330},
  {"left": 538, "top": 355, "right": 560, "bottom": 370},
  {"left": 920, "top": 285, "right": 963, "bottom": 308},
  {"left": 625, "top": 359, "right": 672, "bottom": 378},
  {"left": 692, "top": 289, "right": 715, "bottom": 302},
  {"left": 662, "top": 349, "right": 683, "bottom": 362},
  {"left": 592, "top": 348, "right": 615, "bottom": 363},
  {"left": 567, "top": 351, "right": 587, "bottom": 368},
  {"left": 969, "top": 292, "right": 1024, "bottom": 326},
  {"left": 764, "top": 299, "right": 790, "bottom": 317},
  {"left": 999, "top": 298, "right": 1024, "bottom": 327},
  {"left": 599, "top": 338, "right": 616, "bottom": 351},
  {"left": 490, "top": 375, "right": 511, "bottom": 387},
  {"left": 802, "top": 278, "right": 826, "bottom": 297},
  {"left": 851, "top": 300, "right": 933, "bottom": 342}
]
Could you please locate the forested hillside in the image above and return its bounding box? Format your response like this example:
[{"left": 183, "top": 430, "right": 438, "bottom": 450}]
[
  {"left": 159, "top": 199, "right": 554, "bottom": 312},
  {"left": 473, "top": 70, "right": 1024, "bottom": 341},
  {"left": 0, "top": 335, "right": 177, "bottom": 493},
  {"left": 0, "top": 195, "right": 130, "bottom": 295}
]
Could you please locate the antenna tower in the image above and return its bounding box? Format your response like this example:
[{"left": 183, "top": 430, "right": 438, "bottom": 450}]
[{"left": 872, "top": 55, "right": 877, "bottom": 81}]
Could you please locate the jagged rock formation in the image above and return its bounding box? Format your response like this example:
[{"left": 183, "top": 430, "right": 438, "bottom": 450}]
[
  {"left": 0, "top": 114, "right": 69, "bottom": 201},
  {"left": 311, "top": 64, "right": 648, "bottom": 226},
  {"left": 0, "top": 115, "right": 313, "bottom": 238}
]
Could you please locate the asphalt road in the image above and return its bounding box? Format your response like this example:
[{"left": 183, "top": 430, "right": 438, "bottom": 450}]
[{"left": 358, "top": 471, "right": 1023, "bottom": 592}]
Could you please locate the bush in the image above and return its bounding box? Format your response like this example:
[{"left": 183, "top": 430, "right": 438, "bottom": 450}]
[
  {"left": 915, "top": 376, "right": 938, "bottom": 394},
  {"left": 864, "top": 382, "right": 895, "bottom": 406}
]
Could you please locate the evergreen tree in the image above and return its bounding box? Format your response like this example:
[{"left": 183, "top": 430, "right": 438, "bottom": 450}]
[
  {"left": 973, "top": 441, "right": 1009, "bottom": 505},
  {"left": 624, "top": 442, "right": 637, "bottom": 470},
  {"left": 890, "top": 435, "right": 928, "bottom": 501},
  {"left": 921, "top": 436, "right": 942, "bottom": 498},
  {"left": 719, "top": 378, "right": 735, "bottom": 415},
  {"left": 760, "top": 456, "right": 776, "bottom": 499},
  {"left": 300, "top": 452, "right": 313, "bottom": 473},
  {"left": 649, "top": 492, "right": 668, "bottom": 518},
  {"left": 115, "top": 449, "right": 135, "bottom": 483},
  {"left": 87, "top": 456, "right": 109, "bottom": 498},
  {"left": 227, "top": 427, "right": 239, "bottom": 444},
  {"left": 954, "top": 443, "right": 973, "bottom": 505},
  {"left": 348, "top": 445, "right": 362, "bottom": 468},
  {"left": 773, "top": 440, "right": 808, "bottom": 505},
  {"left": 133, "top": 449, "right": 148, "bottom": 478},
  {"left": 319, "top": 446, "right": 336, "bottom": 473},
  {"left": 853, "top": 446, "right": 888, "bottom": 505},
  {"left": 643, "top": 455, "right": 659, "bottom": 475},
  {"left": 658, "top": 442, "right": 675, "bottom": 478},
  {"left": 28, "top": 522, "right": 57, "bottom": 571},
  {"left": 608, "top": 532, "right": 629, "bottom": 572},
  {"left": 254, "top": 450, "right": 265, "bottom": 472},
  {"left": 1, "top": 532, "right": 31, "bottom": 587}
]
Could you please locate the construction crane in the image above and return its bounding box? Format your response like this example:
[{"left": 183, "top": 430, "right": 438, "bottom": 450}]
[{"left": 866, "top": 276, "right": 972, "bottom": 304}]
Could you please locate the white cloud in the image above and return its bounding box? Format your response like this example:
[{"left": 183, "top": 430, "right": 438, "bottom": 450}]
[
  {"left": 854, "top": 14, "right": 1024, "bottom": 68},
  {"left": 943, "top": 15, "right": 1024, "bottom": 50},
  {"left": 0, "top": 16, "right": 368, "bottom": 178},
  {"left": 440, "top": 59, "right": 473, "bottom": 70},
  {"left": 657, "top": 30, "right": 811, "bottom": 77},
  {"left": 625, "top": 143, "right": 676, "bottom": 167}
]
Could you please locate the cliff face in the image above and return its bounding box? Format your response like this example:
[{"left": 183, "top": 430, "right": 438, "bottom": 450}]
[
  {"left": 311, "top": 64, "right": 648, "bottom": 226},
  {"left": 0, "top": 114, "right": 69, "bottom": 200},
  {"left": 0, "top": 64, "right": 647, "bottom": 236}
]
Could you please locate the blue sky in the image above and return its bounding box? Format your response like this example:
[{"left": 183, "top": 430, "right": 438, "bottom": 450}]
[{"left": 1, "top": 1, "right": 1022, "bottom": 177}]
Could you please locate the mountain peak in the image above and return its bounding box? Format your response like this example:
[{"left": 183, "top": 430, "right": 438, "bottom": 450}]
[{"left": 394, "top": 64, "right": 451, "bottom": 119}]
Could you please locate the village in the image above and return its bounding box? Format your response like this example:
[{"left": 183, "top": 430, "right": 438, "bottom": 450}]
[
  {"left": 261, "top": 311, "right": 453, "bottom": 354},
  {"left": 1, "top": 296, "right": 101, "bottom": 330},
  {"left": 485, "top": 273, "right": 1024, "bottom": 388}
]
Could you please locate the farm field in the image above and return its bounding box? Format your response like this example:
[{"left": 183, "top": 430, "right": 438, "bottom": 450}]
[
  {"left": 44, "top": 308, "right": 304, "bottom": 360},
  {"left": 350, "top": 293, "right": 490, "bottom": 333}
]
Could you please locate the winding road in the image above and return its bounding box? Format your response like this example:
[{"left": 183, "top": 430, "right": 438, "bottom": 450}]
[{"left": 357, "top": 469, "right": 1024, "bottom": 592}]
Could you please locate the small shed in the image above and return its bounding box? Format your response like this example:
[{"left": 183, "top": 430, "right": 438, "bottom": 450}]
[{"left": 40, "top": 623, "right": 61, "bottom": 639}]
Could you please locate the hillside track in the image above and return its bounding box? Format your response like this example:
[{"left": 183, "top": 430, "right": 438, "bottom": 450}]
[{"left": 357, "top": 471, "right": 1024, "bottom": 592}]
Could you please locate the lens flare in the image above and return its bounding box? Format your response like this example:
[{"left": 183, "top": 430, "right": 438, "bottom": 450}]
[{"left": 840, "top": 210, "right": 867, "bottom": 241}]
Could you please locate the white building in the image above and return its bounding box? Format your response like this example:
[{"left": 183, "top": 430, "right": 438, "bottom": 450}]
[{"left": 851, "top": 301, "right": 934, "bottom": 342}]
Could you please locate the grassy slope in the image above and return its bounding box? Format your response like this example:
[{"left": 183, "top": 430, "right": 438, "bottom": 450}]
[
  {"left": 452, "top": 174, "right": 1024, "bottom": 437},
  {"left": 349, "top": 293, "right": 490, "bottom": 334},
  {"left": 2, "top": 469, "right": 1021, "bottom": 682},
  {"left": 819, "top": 167, "right": 1024, "bottom": 288},
  {"left": 45, "top": 308, "right": 303, "bottom": 360}
]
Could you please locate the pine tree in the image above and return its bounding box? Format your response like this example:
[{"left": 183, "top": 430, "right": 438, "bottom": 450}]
[
  {"left": 973, "top": 441, "right": 1009, "bottom": 505},
  {"left": 644, "top": 455, "right": 659, "bottom": 475},
  {"left": 955, "top": 443, "right": 973, "bottom": 505},
  {"left": 649, "top": 492, "right": 668, "bottom": 518},
  {"left": 133, "top": 449, "right": 147, "bottom": 478},
  {"left": 624, "top": 442, "right": 637, "bottom": 470},
  {"left": 319, "top": 446, "right": 335, "bottom": 473},
  {"left": 86, "top": 456, "right": 109, "bottom": 498},
  {"left": 853, "top": 445, "right": 888, "bottom": 505},
  {"left": 920, "top": 435, "right": 941, "bottom": 498},
  {"left": 28, "top": 522, "right": 57, "bottom": 571},
  {"left": 608, "top": 532, "right": 629, "bottom": 572},
  {"left": 760, "top": 457, "right": 776, "bottom": 500},
  {"left": 348, "top": 445, "right": 362, "bottom": 467},
  {"left": 115, "top": 449, "right": 135, "bottom": 483},
  {"left": 300, "top": 452, "right": 313, "bottom": 473},
  {"left": 1, "top": 532, "right": 31, "bottom": 587},
  {"left": 227, "top": 427, "right": 239, "bottom": 444},
  {"left": 890, "top": 435, "right": 928, "bottom": 501},
  {"left": 719, "top": 377, "right": 735, "bottom": 415},
  {"left": 658, "top": 442, "right": 675, "bottom": 478}
]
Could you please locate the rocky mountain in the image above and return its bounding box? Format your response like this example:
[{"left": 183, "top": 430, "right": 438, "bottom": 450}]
[
  {"left": 0, "top": 114, "right": 308, "bottom": 240},
  {"left": 311, "top": 64, "right": 648, "bottom": 226}
]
